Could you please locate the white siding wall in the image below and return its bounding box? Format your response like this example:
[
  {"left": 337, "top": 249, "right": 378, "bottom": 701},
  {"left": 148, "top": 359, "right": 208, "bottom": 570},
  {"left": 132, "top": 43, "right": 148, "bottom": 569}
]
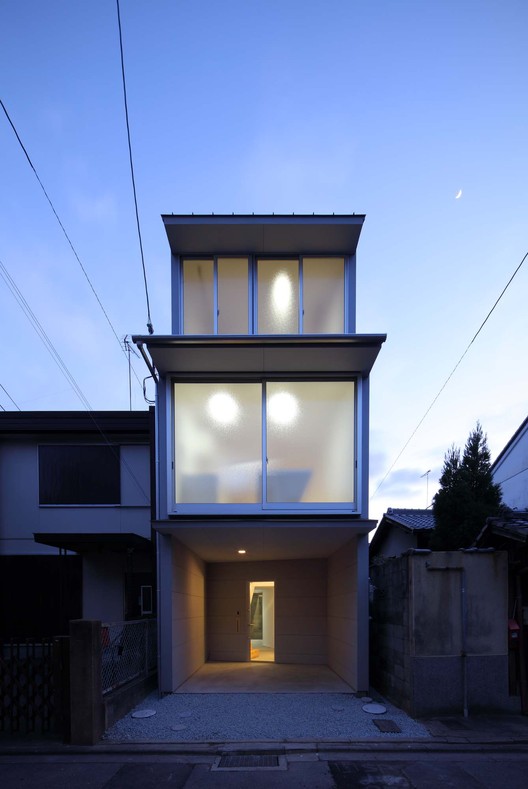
[
  {"left": 327, "top": 538, "right": 359, "bottom": 689},
  {"left": 493, "top": 422, "right": 528, "bottom": 510},
  {"left": 171, "top": 538, "right": 206, "bottom": 689}
]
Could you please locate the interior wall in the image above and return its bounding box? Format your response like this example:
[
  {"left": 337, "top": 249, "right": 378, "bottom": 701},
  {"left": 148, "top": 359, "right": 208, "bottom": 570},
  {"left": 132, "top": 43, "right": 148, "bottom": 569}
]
[
  {"left": 327, "top": 537, "right": 359, "bottom": 689},
  {"left": 207, "top": 559, "right": 327, "bottom": 664},
  {"left": 171, "top": 538, "right": 206, "bottom": 689}
]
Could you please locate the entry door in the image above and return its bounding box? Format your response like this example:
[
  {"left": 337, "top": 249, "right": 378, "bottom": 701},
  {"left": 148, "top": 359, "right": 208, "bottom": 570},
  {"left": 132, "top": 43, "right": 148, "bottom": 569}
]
[{"left": 249, "top": 581, "right": 275, "bottom": 662}]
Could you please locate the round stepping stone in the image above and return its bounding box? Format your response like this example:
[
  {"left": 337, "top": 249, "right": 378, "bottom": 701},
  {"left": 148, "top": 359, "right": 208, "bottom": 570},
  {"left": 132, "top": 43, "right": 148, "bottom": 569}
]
[
  {"left": 361, "top": 696, "right": 373, "bottom": 703},
  {"left": 171, "top": 724, "right": 187, "bottom": 731},
  {"left": 132, "top": 709, "right": 156, "bottom": 719},
  {"left": 362, "top": 702, "right": 386, "bottom": 715}
]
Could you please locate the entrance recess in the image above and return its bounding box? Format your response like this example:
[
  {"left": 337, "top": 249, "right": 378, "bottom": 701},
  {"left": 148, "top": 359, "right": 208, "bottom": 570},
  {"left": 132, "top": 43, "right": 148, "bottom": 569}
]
[{"left": 249, "top": 581, "right": 275, "bottom": 662}]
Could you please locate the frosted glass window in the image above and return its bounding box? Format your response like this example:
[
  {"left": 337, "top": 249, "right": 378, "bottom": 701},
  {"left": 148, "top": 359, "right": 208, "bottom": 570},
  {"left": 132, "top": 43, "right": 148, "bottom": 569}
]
[
  {"left": 183, "top": 259, "right": 214, "bottom": 334},
  {"left": 258, "top": 259, "right": 299, "bottom": 334},
  {"left": 266, "top": 381, "right": 355, "bottom": 503},
  {"left": 174, "top": 383, "right": 261, "bottom": 504},
  {"left": 218, "top": 258, "right": 248, "bottom": 334},
  {"left": 303, "top": 258, "right": 344, "bottom": 334}
]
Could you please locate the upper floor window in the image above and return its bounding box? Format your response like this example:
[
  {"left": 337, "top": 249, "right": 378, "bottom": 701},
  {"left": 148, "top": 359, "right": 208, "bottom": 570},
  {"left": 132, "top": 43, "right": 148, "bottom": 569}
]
[
  {"left": 39, "top": 445, "right": 120, "bottom": 505},
  {"left": 172, "top": 379, "right": 355, "bottom": 511},
  {"left": 181, "top": 256, "right": 345, "bottom": 335}
]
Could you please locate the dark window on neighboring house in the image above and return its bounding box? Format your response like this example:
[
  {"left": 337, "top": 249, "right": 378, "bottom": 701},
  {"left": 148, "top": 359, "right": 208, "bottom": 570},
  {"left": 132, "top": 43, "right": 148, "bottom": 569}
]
[{"left": 39, "top": 445, "right": 121, "bottom": 505}]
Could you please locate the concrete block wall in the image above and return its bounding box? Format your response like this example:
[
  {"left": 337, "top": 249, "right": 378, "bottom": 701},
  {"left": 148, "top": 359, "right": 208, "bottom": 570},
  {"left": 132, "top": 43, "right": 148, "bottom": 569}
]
[{"left": 370, "top": 551, "right": 511, "bottom": 716}]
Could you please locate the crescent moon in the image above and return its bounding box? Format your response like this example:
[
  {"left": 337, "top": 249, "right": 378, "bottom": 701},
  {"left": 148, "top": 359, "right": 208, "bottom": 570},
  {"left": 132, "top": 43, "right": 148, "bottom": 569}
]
[{"left": 455, "top": 189, "right": 462, "bottom": 199}]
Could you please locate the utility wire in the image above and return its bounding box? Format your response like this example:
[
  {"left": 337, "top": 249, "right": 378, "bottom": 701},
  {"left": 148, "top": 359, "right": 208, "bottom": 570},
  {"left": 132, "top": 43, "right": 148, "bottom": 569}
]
[
  {"left": 371, "top": 249, "right": 528, "bottom": 499},
  {"left": 116, "top": 0, "right": 154, "bottom": 335},
  {"left": 0, "top": 98, "right": 144, "bottom": 395},
  {"left": 0, "top": 258, "right": 149, "bottom": 502},
  {"left": 0, "top": 383, "right": 21, "bottom": 410}
]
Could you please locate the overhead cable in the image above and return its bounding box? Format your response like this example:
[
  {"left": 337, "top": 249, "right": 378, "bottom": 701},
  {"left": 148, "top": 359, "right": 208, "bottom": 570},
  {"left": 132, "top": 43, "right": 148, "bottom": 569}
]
[
  {"left": 371, "top": 249, "right": 528, "bottom": 499},
  {"left": 116, "top": 0, "right": 154, "bottom": 335},
  {"left": 0, "top": 257, "right": 149, "bottom": 503},
  {"left": 0, "top": 383, "right": 21, "bottom": 410},
  {"left": 0, "top": 98, "right": 144, "bottom": 394}
]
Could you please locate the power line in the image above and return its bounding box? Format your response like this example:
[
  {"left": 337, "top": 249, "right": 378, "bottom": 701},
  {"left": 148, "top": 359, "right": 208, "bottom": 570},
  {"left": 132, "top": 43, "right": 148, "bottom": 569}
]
[
  {"left": 116, "top": 0, "right": 154, "bottom": 335},
  {"left": 0, "top": 257, "right": 150, "bottom": 503},
  {"left": 0, "top": 383, "right": 21, "bottom": 410},
  {"left": 371, "top": 249, "right": 528, "bottom": 499},
  {"left": 0, "top": 98, "right": 144, "bottom": 396}
]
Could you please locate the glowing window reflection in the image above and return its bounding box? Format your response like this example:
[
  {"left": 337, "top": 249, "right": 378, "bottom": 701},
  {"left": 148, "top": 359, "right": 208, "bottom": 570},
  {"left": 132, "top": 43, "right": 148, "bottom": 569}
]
[
  {"left": 207, "top": 392, "right": 240, "bottom": 425},
  {"left": 267, "top": 391, "right": 299, "bottom": 426}
]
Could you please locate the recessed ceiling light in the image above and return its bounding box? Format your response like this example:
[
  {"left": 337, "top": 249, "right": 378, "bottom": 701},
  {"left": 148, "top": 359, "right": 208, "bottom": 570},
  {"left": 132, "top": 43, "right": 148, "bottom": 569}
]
[{"left": 237, "top": 549, "right": 246, "bottom": 554}]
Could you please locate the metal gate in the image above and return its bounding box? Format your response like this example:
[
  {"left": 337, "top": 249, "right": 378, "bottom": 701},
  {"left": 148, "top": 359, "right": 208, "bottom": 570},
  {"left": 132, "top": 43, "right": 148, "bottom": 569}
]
[{"left": 0, "top": 637, "right": 69, "bottom": 735}]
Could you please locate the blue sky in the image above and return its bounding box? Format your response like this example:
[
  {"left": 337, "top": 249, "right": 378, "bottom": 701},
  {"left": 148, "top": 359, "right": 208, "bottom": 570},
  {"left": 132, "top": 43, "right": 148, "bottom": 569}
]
[{"left": 1, "top": 1, "right": 527, "bottom": 522}]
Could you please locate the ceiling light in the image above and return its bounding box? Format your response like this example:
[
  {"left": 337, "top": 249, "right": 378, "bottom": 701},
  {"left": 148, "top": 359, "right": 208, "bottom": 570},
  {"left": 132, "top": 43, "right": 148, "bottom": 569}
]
[
  {"left": 268, "top": 391, "right": 299, "bottom": 426},
  {"left": 237, "top": 549, "right": 246, "bottom": 554},
  {"left": 207, "top": 391, "right": 239, "bottom": 425}
]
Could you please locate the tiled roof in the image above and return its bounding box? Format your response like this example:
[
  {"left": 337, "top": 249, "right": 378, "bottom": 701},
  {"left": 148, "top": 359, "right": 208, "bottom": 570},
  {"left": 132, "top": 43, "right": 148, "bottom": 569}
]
[
  {"left": 384, "top": 508, "right": 435, "bottom": 532},
  {"left": 481, "top": 511, "right": 528, "bottom": 544}
]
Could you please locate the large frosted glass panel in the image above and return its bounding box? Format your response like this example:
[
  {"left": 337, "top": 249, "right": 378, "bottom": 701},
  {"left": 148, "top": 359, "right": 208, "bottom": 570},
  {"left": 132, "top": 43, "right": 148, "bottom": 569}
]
[
  {"left": 303, "top": 258, "right": 344, "bottom": 334},
  {"left": 174, "top": 383, "right": 261, "bottom": 504},
  {"left": 258, "top": 259, "right": 299, "bottom": 334},
  {"left": 218, "top": 257, "right": 248, "bottom": 334},
  {"left": 266, "top": 381, "right": 355, "bottom": 503},
  {"left": 183, "top": 259, "right": 214, "bottom": 334}
]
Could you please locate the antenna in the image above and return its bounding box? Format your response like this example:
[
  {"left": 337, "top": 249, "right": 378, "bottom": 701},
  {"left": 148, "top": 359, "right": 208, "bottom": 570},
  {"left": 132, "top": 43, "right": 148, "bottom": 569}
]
[{"left": 420, "top": 469, "right": 431, "bottom": 507}]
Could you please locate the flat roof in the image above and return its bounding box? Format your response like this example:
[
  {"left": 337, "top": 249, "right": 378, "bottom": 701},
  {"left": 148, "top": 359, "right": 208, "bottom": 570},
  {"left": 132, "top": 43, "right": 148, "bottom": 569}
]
[
  {"left": 132, "top": 334, "right": 386, "bottom": 378},
  {"left": 0, "top": 411, "right": 151, "bottom": 436},
  {"left": 161, "top": 214, "right": 365, "bottom": 256}
]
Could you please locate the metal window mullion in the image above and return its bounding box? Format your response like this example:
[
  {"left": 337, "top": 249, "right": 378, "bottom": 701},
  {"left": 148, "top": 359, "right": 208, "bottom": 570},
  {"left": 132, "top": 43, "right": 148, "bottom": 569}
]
[
  {"left": 213, "top": 257, "right": 219, "bottom": 334},
  {"left": 299, "top": 257, "right": 304, "bottom": 334},
  {"left": 262, "top": 382, "right": 267, "bottom": 505},
  {"left": 252, "top": 256, "right": 258, "bottom": 334}
]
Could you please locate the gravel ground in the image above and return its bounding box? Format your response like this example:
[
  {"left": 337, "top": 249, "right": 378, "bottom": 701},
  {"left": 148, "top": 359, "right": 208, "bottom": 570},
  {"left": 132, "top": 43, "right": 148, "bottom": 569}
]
[{"left": 103, "top": 691, "right": 430, "bottom": 742}]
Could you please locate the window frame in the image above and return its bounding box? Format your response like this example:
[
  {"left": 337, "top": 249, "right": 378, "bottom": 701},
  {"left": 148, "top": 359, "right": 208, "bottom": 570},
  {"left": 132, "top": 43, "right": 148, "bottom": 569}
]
[
  {"left": 179, "top": 255, "right": 349, "bottom": 336},
  {"left": 38, "top": 443, "right": 121, "bottom": 507},
  {"left": 169, "top": 375, "right": 358, "bottom": 515}
]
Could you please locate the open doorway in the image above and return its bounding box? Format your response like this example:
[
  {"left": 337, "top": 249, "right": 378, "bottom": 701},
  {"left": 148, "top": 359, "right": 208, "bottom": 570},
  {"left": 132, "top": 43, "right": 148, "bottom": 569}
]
[{"left": 249, "top": 581, "right": 275, "bottom": 662}]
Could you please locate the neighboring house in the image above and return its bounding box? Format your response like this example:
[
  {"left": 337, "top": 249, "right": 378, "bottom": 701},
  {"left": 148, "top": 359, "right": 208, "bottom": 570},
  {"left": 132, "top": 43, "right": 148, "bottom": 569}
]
[
  {"left": 476, "top": 510, "right": 528, "bottom": 711},
  {"left": 492, "top": 416, "right": 528, "bottom": 511},
  {"left": 0, "top": 411, "right": 154, "bottom": 638},
  {"left": 133, "top": 214, "right": 386, "bottom": 693},
  {"left": 369, "top": 508, "right": 435, "bottom": 561}
]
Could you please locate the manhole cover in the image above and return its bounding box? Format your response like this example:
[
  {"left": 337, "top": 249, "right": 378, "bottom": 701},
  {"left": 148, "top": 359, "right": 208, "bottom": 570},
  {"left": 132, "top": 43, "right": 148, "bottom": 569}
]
[
  {"left": 362, "top": 702, "right": 387, "bottom": 714},
  {"left": 213, "top": 754, "right": 287, "bottom": 771},
  {"left": 131, "top": 709, "right": 156, "bottom": 719}
]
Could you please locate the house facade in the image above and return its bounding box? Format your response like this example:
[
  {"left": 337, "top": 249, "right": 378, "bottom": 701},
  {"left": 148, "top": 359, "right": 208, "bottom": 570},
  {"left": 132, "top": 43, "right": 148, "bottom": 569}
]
[
  {"left": 492, "top": 416, "right": 528, "bottom": 511},
  {"left": 0, "top": 411, "right": 153, "bottom": 638},
  {"left": 133, "top": 214, "right": 385, "bottom": 692}
]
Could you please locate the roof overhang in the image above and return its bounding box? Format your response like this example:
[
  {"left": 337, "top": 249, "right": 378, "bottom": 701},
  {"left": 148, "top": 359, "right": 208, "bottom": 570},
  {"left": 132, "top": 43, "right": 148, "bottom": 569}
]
[
  {"left": 161, "top": 214, "right": 366, "bottom": 257},
  {"left": 155, "top": 519, "right": 375, "bottom": 562},
  {"left": 34, "top": 532, "right": 152, "bottom": 554},
  {"left": 132, "top": 335, "right": 386, "bottom": 380}
]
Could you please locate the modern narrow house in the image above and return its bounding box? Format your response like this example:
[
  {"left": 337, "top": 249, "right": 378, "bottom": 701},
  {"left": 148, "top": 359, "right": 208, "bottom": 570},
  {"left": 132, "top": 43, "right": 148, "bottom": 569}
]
[{"left": 133, "top": 214, "right": 385, "bottom": 692}]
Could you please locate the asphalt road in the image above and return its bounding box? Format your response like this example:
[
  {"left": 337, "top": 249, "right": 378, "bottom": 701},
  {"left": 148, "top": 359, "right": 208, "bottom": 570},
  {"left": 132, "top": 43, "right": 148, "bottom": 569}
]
[{"left": 1, "top": 750, "right": 528, "bottom": 788}]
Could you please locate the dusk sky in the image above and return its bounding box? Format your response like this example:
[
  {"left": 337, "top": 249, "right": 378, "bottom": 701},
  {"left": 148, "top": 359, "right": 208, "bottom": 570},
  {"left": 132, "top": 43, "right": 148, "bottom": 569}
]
[{"left": 1, "top": 1, "right": 527, "bottom": 523}]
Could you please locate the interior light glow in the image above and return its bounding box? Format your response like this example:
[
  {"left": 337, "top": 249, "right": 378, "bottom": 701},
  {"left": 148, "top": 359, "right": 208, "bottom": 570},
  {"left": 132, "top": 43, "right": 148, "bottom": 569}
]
[
  {"left": 271, "top": 272, "right": 292, "bottom": 315},
  {"left": 207, "top": 392, "right": 239, "bottom": 425},
  {"left": 237, "top": 549, "right": 246, "bottom": 554},
  {"left": 268, "top": 391, "right": 299, "bottom": 426}
]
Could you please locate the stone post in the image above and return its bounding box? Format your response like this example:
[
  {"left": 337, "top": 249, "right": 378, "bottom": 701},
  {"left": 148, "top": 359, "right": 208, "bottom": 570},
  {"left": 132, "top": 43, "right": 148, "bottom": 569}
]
[{"left": 69, "top": 620, "right": 104, "bottom": 745}]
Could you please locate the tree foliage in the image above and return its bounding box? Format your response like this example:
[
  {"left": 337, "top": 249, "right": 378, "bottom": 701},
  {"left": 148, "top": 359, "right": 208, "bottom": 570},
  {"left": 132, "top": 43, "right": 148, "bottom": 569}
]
[{"left": 431, "top": 422, "right": 502, "bottom": 550}]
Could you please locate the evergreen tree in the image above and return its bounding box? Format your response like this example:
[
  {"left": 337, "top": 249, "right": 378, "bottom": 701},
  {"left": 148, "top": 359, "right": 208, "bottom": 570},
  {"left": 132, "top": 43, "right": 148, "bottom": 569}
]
[{"left": 431, "top": 422, "right": 502, "bottom": 550}]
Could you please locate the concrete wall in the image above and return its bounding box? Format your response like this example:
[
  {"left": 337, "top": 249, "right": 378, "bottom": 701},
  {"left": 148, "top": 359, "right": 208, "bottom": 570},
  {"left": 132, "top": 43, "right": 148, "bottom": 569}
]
[
  {"left": 207, "top": 559, "right": 327, "bottom": 664},
  {"left": 328, "top": 538, "right": 362, "bottom": 690},
  {"left": 171, "top": 538, "right": 206, "bottom": 690},
  {"left": 370, "top": 551, "right": 511, "bottom": 716}
]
